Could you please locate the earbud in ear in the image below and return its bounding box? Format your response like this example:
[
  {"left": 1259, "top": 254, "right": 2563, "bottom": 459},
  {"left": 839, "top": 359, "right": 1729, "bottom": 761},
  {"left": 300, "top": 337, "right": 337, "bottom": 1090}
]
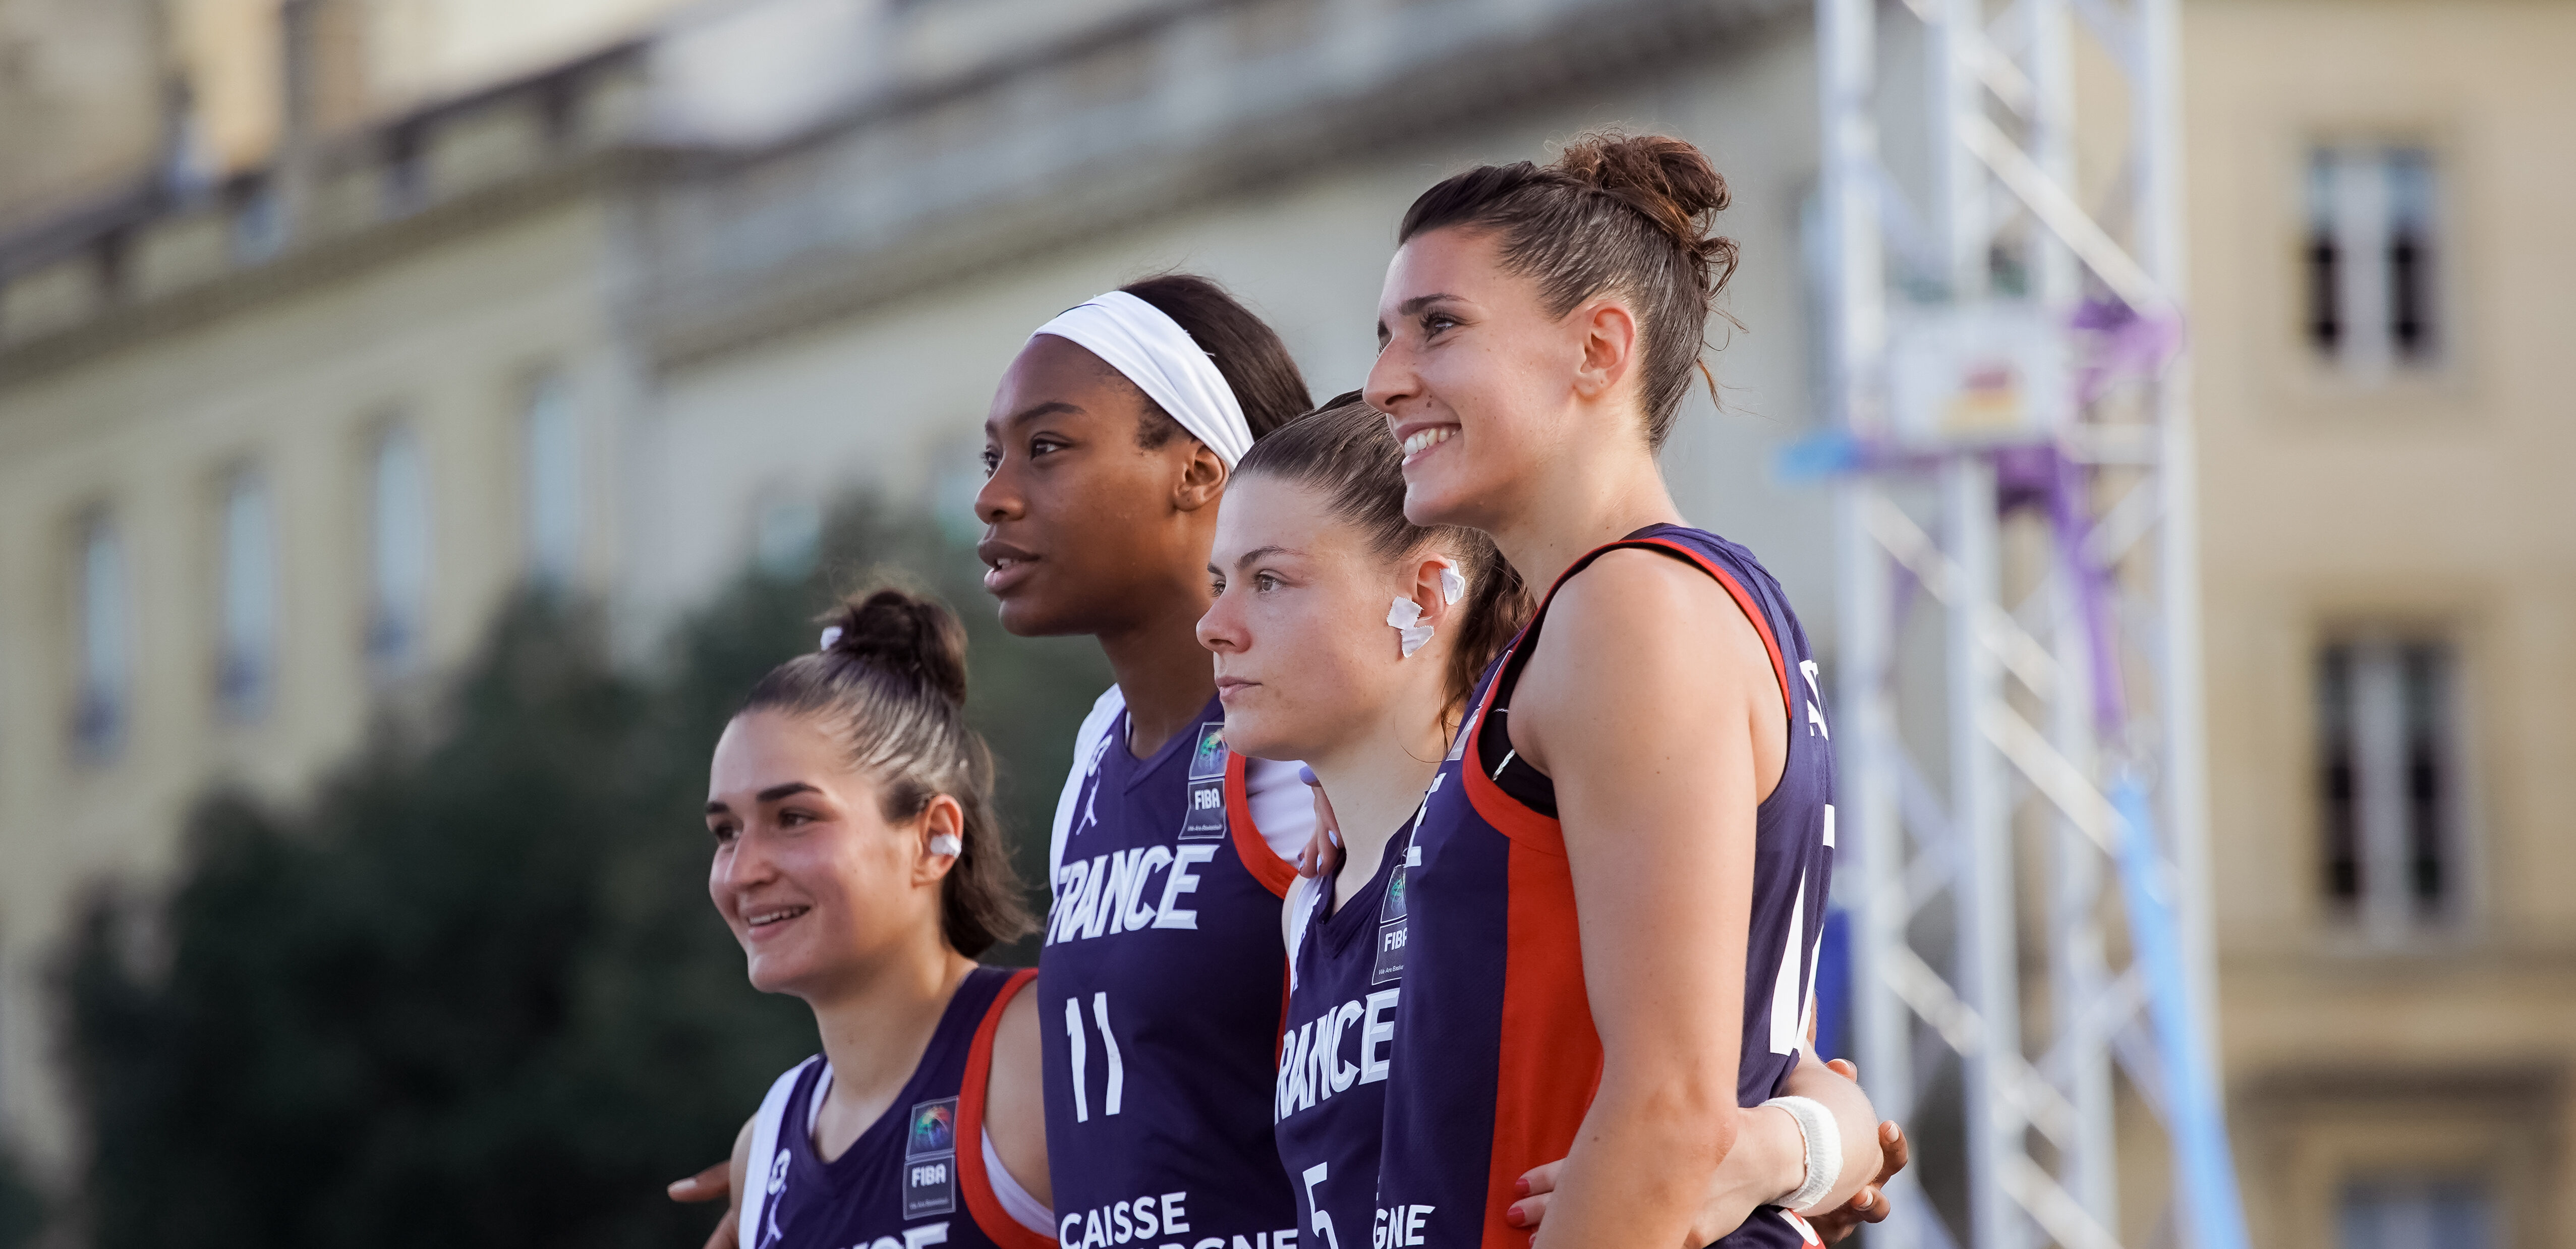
[{"left": 929, "top": 833, "right": 963, "bottom": 858}]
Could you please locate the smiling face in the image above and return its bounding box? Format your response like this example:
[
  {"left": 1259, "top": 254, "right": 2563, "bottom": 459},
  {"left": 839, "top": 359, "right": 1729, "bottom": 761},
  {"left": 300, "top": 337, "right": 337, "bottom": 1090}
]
[
  {"left": 1364, "top": 226, "right": 1635, "bottom": 532},
  {"left": 1196, "top": 474, "right": 1450, "bottom": 764},
  {"left": 705, "top": 709, "right": 949, "bottom": 999},
  {"left": 975, "top": 335, "right": 1225, "bottom": 638}
]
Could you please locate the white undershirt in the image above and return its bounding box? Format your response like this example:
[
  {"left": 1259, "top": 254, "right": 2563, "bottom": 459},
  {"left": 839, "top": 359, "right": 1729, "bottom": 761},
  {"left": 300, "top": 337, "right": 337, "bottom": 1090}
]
[{"left": 981, "top": 1121, "right": 1055, "bottom": 1234}]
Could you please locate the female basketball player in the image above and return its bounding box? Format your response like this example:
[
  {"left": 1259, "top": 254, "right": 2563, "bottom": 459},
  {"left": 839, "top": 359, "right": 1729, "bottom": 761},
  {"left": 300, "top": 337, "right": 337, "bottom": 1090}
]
[
  {"left": 705, "top": 588, "right": 1056, "bottom": 1249},
  {"left": 674, "top": 274, "right": 1315, "bottom": 1249},
  {"left": 1361, "top": 133, "right": 1886, "bottom": 1247},
  {"left": 981, "top": 275, "right": 1321, "bottom": 1249},
  {"left": 1211, "top": 399, "right": 1891, "bottom": 1249}
]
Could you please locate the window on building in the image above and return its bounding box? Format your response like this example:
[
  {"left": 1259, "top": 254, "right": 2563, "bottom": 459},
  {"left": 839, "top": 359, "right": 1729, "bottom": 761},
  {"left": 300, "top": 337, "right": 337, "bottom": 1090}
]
[
  {"left": 231, "top": 176, "right": 286, "bottom": 264},
  {"left": 523, "top": 372, "right": 581, "bottom": 589},
  {"left": 74, "top": 514, "right": 130, "bottom": 757},
  {"left": 369, "top": 426, "right": 431, "bottom": 673},
  {"left": 382, "top": 124, "right": 428, "bottom": 219},
  {"left": 2306, "top": 146, "right": 2441, "bottom": 376},
  {"left": 2338, "top": 1178, "right": 2493, "bottom": 1249},
  {"left": 2317, "top": 638, "right": 2461, "bottom": 938},
  {"left": 218, "top": 469, "right": 277, "bottom": 719}
]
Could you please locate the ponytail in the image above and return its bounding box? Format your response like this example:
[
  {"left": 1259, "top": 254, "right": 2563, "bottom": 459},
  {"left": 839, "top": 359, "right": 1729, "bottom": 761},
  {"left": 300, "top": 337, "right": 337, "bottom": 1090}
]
[
  {"left": 739, "top": 586, "right": 1035, "bottom": 956},
  {"left": 1397, "top": 130, "right": 1739, "bottom": 449}
]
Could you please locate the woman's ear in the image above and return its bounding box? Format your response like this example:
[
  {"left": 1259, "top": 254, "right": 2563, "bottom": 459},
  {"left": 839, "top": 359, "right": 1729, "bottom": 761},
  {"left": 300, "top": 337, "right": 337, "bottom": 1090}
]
[
  {"left": 1172, "top": 441, "right": 1229, "bottom": 513},
  {"left": 1570, "top": 298, "right": 1640, "bottom": 402},
  {"left": 1401, "top": 554, "right": 1460, "bottom": 633},
  {"left": 913, "top": 794, "right": 966, "bottom": 886}
]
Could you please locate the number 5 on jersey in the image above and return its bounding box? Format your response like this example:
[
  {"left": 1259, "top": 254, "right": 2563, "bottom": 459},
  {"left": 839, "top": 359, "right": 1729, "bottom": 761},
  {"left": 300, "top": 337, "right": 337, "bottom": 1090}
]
[
  {"left": 1300, "top": 1163, "right": 1340, "bottom": 1249},
  {"left": 1064, "top": 991, "right": 1126, "bottom": 1122}
]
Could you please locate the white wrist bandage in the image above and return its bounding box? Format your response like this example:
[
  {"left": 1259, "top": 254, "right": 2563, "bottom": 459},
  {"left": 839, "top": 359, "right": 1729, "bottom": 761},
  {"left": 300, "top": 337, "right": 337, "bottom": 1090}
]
[{"left": 1762, "top": 1095, "right": 1841, "bottom": 1213}]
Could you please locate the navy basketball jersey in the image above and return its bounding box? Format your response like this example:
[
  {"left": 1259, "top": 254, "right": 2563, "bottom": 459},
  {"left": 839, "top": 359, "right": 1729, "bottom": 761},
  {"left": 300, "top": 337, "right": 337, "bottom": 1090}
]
[
  {"left": 1039, "top": 689, "right": 1310, "bottom": 1249},
  {"left": 1264, "top": 784, "right": 1419, "bottom": 1249},
  {"left": 1377, "top": 525, "right": 1837, "bottom": 1249},
  {"left": 739, "top": 966, "right": 1052, "bottom": 1249}
]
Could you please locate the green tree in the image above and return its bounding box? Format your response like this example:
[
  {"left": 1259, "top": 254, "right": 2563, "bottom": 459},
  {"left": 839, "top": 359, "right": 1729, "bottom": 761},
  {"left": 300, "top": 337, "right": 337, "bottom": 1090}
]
[
  {"left": 0, "top": 1149, "right": 40, "bottom": 1249},
  {"left": 56, "top": 498, "right": 1104, "bottom": 1247}
]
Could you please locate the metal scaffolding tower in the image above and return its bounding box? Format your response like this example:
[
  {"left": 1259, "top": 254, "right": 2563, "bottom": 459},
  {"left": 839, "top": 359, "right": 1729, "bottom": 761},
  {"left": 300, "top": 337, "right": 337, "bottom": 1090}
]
[{"left": 1809, "top": 1, "right": 2251, "bottom": 1246}]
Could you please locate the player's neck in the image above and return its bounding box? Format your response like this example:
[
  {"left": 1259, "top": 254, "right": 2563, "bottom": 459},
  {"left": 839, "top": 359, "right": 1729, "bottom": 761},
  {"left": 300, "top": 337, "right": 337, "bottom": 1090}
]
[
  {"left": 1306, "top": 702, "right": 1446, "bottom": 912},
  {"left": 1490, "top": 449, "right": 1683, "bottom": 594},
  {"left": 1097, "top": 595, "right": 1220, "bottom": 760},
  {"left": 805, "top": 947, "right": 976, "bottom": 1161}
]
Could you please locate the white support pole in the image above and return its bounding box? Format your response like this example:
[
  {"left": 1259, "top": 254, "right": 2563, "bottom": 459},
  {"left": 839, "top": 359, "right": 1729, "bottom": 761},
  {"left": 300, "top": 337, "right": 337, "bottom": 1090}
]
[
  {"left": 2021, "top": 0, "right": 2078, "bottom": 308},
  {"left": 1946, "top": 455, "right": 2024, "bottom": 1249},
  {"left": 1810, "top": 0, "right": 2242, "bottom": 1242},
  {"left": 2133, "top": 0, "right": 2211, "bottom": 1048},
  {"left": 1820, "top": 0, "right": 1887, "bottom": 436},
  {"left": 1838, "top": 483, "right": 1915, "bottom": 1247},
  {"left": 1819, "top": 3, "right": 1925, "bottom": 1244},
  {"left": 2136, "top": 3, "right": 2253, "bottom": 1246},
  {"left": 2046, "top": 573, "right": 2121, "bottom": 1227},
  {"left": 1931, "top": 0, "right": 1989, "bottom": 301},
  {"left": 2019, "top": 0, "right": 2115, "bottom": 1226}
]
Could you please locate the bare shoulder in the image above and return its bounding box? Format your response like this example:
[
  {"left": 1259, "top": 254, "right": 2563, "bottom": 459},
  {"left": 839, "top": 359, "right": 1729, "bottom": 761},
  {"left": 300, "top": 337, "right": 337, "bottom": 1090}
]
[
  {"left": 1527, "top": 548, "right": 1769, "bottom": 695},
  {"left": 1568, "top": 545, "right": 1765, "bottom": 646},
  {"left": 1514, "top": 547, "right": 1774, "bottom": 775},
  {"left": 996, "top": 975, "right": 1041, "bottom": 1053},
  {"left": 991, "top": 976, "right": 1043, "bottom": 1096}
]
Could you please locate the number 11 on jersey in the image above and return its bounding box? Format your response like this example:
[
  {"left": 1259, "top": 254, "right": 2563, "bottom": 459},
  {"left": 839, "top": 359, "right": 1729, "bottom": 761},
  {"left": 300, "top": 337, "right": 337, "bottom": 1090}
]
[{"left": 1064, "top": 991, "right": 1126, "bottom": 1122}]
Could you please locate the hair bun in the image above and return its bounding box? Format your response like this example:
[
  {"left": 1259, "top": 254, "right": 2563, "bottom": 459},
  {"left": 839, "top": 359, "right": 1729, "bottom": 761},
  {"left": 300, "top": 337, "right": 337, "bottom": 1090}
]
[
  {"left": 1552, "top": 131, "right": 1731, "bottom": 253},
  {"left": 822, "top": 587, "right": 970, "bottom": 706}
]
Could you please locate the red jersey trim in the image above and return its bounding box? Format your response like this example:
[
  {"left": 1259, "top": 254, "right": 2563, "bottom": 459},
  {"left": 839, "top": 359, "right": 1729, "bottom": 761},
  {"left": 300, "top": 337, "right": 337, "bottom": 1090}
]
[
  {"left": 1459, "top": 535, "right": 1795, "bottom": 853},
  {"left": 1461, "top": 654, "right": 1568, "bottom": 854},
  {"left": 1223, "top": 752, "right": 1300, "bottom": 899},
  {"left": 1218, "top": 753, "right": 1299, "bottom": 1060},
  {"left": 1481, "top": 840, "right": 1602, "bottom": 1249},
  {"left": 956, "top": 969, "right": 1052, "bottom": 1249}
]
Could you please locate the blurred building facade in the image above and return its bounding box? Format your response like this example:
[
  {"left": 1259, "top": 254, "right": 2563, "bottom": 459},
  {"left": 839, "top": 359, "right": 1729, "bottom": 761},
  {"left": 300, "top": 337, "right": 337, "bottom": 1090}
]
[
  {"left": 2185, "top": 5, "right": 2576, "bottom": 1247},
  {"left": 0, "top": 1, "right": 2567, "bottom": 1246},
  {"left": 0, "top": 0, "right": 1830, "bottom": 1184}
]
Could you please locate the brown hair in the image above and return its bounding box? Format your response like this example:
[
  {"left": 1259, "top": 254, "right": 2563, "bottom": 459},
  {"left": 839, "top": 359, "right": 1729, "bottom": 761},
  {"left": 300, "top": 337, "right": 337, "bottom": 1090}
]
[
  {"left": 739, "top": 587, "right": 1035, "bottom": 957},
  {"left": 1119, "top": 273, "right": 1314, "bottom": 446},
  {"left": 1234, "top": 392, "right": 1533, "bottom": 723},
  {"left": 1396, "top": 131, "right": 1738, "bottom": 450}
]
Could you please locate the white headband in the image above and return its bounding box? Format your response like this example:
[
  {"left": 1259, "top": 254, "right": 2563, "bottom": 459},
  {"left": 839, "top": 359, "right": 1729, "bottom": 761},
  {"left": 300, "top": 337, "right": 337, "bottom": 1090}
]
[{"left": 1030, "top": 290, "right": 1253, "bottom": 468}]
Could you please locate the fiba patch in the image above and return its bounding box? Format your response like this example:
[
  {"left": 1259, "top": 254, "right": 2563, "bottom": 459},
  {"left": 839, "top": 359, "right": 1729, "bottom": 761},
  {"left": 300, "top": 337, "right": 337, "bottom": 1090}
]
[
  {"left": 901, "top": 1097, "right": 958, "bottom": 1218},
  {"left": 1372, "top": 854, "right": 1410, "bottom": 984},
  {"left": 1178, "top": 721, "right": 1229, "bottom": 840}
]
